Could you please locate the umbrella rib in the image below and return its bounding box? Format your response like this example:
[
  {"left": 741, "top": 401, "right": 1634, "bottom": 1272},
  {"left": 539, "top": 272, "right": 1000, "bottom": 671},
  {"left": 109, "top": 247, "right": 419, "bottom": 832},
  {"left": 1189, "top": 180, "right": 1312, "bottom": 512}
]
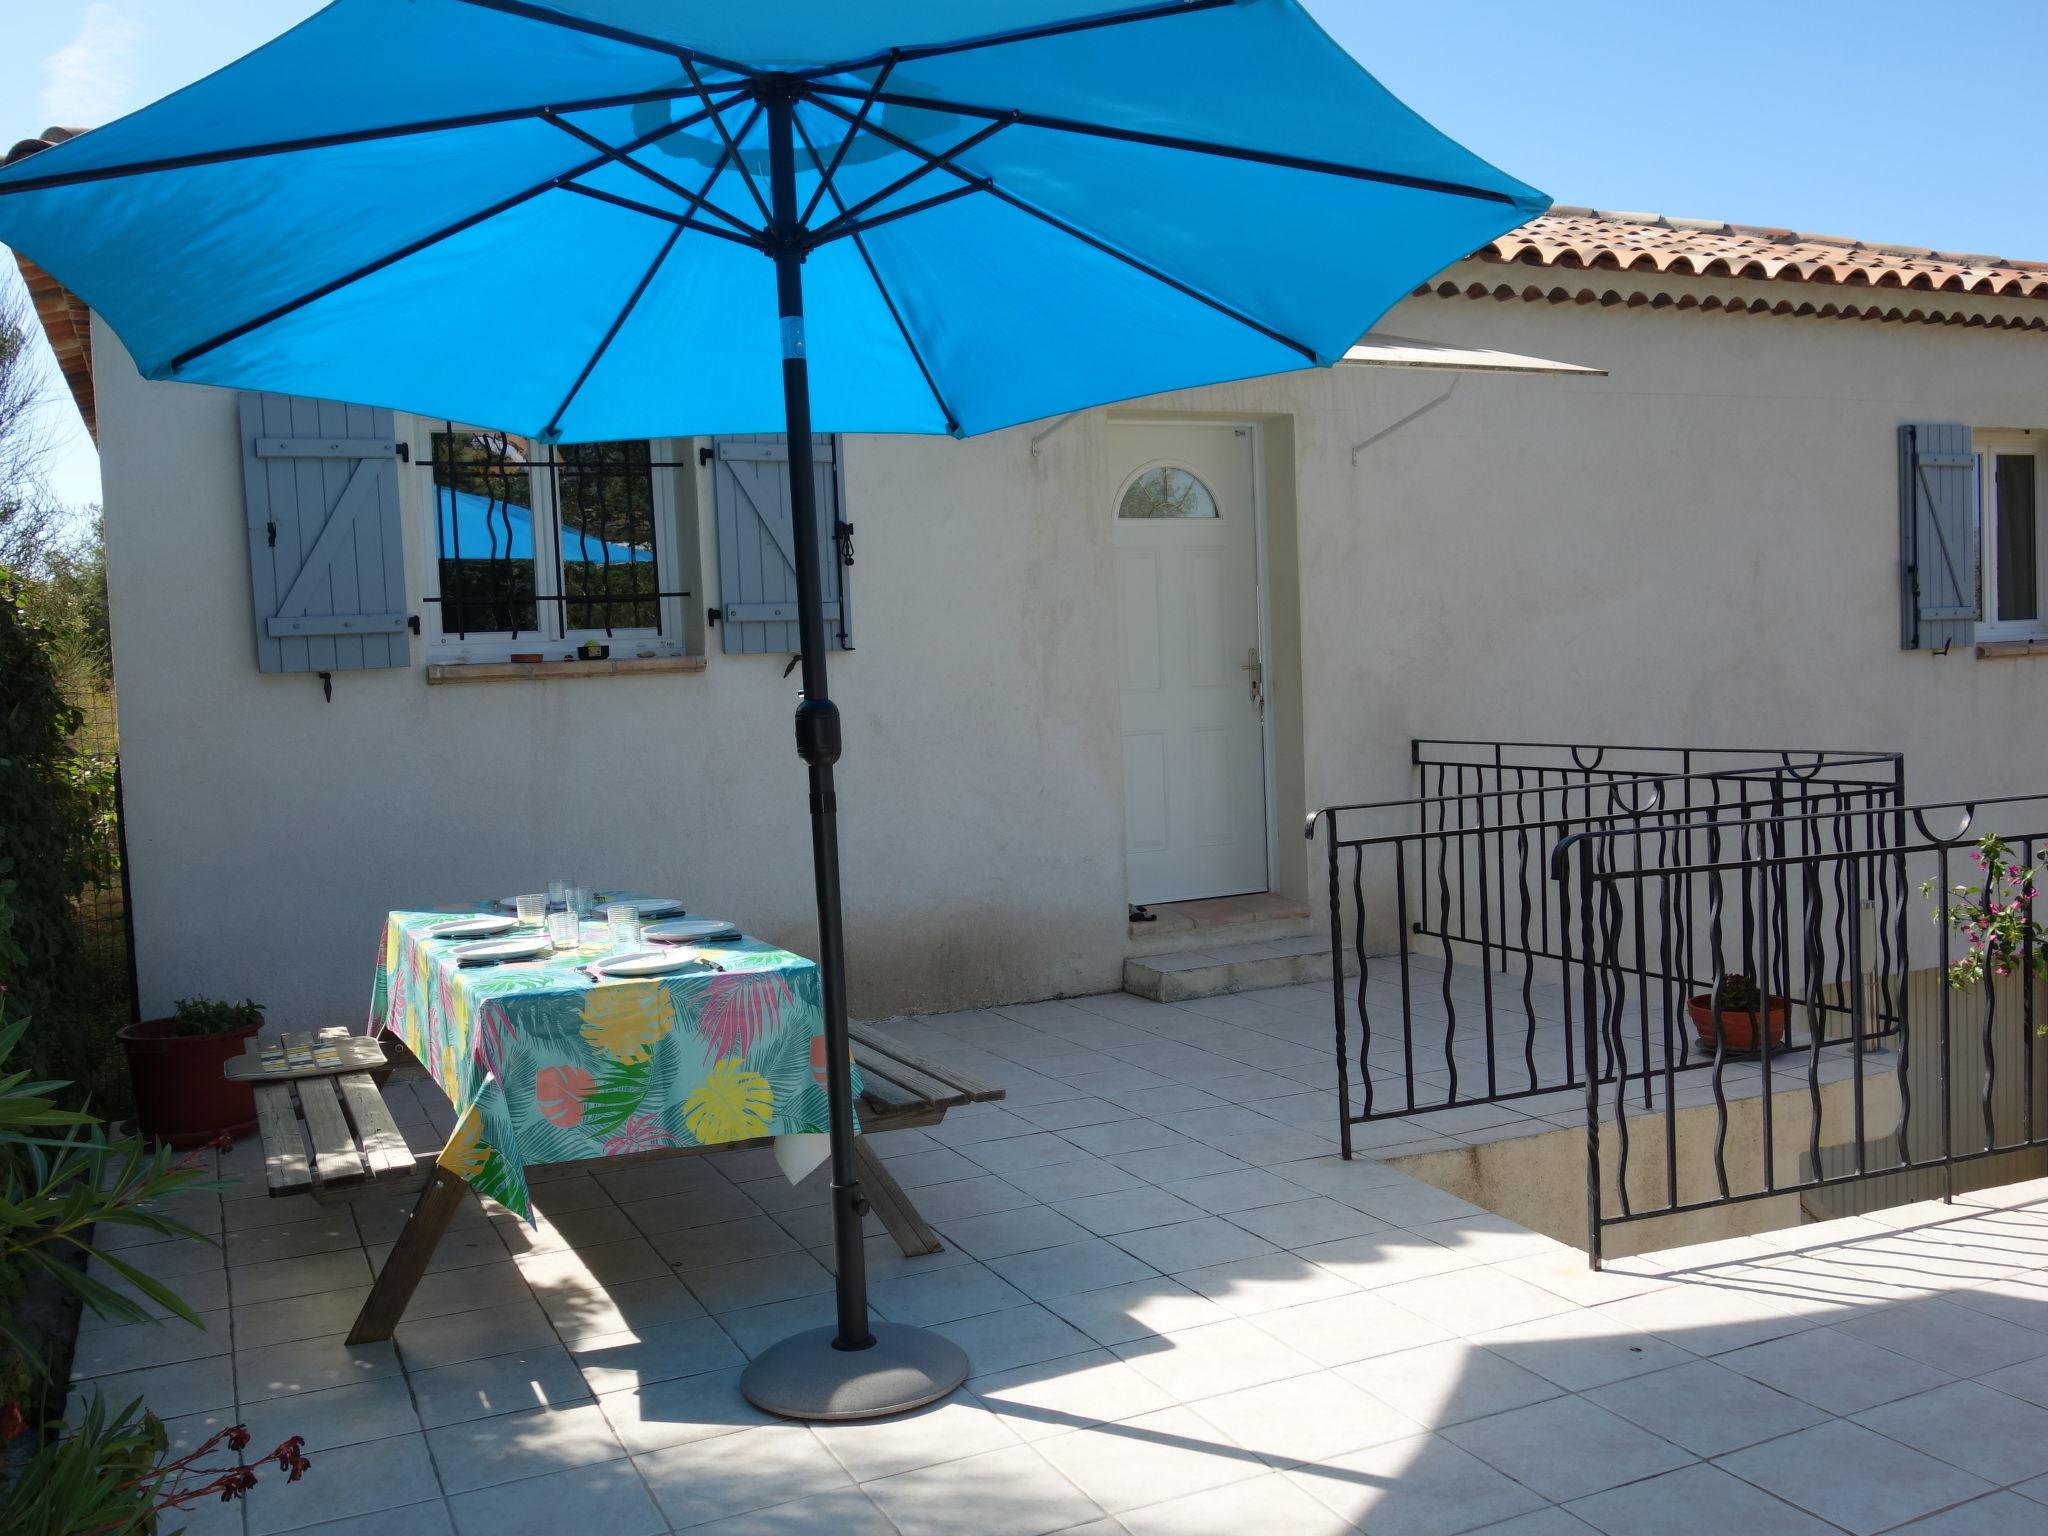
[
  {"left": 797, "top": 0, "right": 1233, "bottom": 79},
  {"left": 804, "top": 91, "right": 1319, "bottom": 364},
  {"left": 0, "top": 85, "right": 721, "bottom": 198},
  {"left": 542, "top": 111, "right": 766, "bottom": 243},
  {"left": 792, "top": 110, "right": 959, "bottom": 435},
  {"left": 546, "top": 110, "right": 762, "bottom": 438},
  {"left": 166, "top": 97, "right": 743, "bottom": 373},
  {"left": 555, "top": 182, "right": 761, "bottom": 248},
  {"left": 797, "top": 56, "right": 897, "bottom": 231},
  {"left": 681, "top": 61, "right": 772, "bottom": 227},
  {"left": 804, "top": 84, "right": 1525, "bottom": 206},
  {"left": 806, "top": 115, "right": 1014, "bottom": 243},
  {"left": 805, "top": 183, "right": 989, "bottom": 247},
  {"left": 447, "top": 0, "right": 762, "bottom": 77}
]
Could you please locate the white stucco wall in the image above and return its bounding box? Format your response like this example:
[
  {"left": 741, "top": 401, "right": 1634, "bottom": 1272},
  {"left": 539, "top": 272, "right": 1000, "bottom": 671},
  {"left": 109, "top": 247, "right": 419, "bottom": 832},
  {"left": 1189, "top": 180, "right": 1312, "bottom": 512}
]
[{"left": 92, "top": 284, "right": 2048, "bottom": 1029}]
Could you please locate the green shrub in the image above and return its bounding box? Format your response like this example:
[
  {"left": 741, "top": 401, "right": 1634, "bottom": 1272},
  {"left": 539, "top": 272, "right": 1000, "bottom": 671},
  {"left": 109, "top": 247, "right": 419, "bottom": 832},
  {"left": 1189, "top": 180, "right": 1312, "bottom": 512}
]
[
  {"left": 0, "top": 568, "right": 106, "bottom": 1087},
  {"left": 0, "top": 878, "right": 312, "bottom": 1532}
]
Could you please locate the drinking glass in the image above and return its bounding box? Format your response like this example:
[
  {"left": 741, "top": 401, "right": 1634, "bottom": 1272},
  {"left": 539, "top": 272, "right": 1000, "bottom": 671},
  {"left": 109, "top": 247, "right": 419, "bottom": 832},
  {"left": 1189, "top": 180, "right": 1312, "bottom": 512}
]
[
  {"left": 547, "top": 879, "right": 568, "bottom": 909},
  {"left": 547, "top": 908, "right": 581, "bottom": 952},
  {"left": 515, "top": 893, "right": 547, "bottom": 927},
  {"left": 607, "top": 904, "right": 643, "bottom": 950},
  {"left": 570, "top": 885, "right": 596, "bottom": 916}
]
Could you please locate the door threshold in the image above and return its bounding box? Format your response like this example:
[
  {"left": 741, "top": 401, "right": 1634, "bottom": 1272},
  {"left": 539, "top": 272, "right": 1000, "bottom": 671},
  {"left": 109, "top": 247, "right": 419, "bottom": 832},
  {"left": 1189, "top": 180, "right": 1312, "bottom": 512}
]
[{"left": 1127, "top": 891, "right": 1310, "bottom": 952}]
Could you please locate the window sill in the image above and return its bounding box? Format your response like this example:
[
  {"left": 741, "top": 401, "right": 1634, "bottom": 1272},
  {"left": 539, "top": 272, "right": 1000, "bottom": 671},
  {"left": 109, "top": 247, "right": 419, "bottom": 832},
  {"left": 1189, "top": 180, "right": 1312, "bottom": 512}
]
[
  {"left": 425, "top": 655, "right": 707, "bottom": 685},
  {"left": 1975, "top": 639, "right": 2048, "bottom": 660}
]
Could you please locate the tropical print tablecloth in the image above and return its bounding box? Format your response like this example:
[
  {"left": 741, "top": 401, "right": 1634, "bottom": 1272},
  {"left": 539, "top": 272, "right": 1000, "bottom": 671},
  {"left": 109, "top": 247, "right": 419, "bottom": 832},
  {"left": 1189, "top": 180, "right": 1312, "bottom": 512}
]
[{"left": 370, "top": 910, "right": 854, "bottom": 1220}]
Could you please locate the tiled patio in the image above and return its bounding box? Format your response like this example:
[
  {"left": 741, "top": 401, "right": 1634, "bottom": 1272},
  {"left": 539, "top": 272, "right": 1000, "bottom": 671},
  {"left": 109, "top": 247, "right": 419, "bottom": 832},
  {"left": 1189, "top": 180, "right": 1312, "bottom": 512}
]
[{"left": 75, "top": 979, "right": 2048, "bottom": 1536}]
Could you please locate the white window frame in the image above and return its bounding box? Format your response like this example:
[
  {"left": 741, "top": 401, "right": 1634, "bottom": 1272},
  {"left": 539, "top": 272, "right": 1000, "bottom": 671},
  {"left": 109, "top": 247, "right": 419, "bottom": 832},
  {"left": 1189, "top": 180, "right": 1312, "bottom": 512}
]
[
  {"left": 400, "top": 417, "right": 694, "bottom": 664},
  {"left": 1976, "top": 430, "right": 2047, "bottom": 641}
]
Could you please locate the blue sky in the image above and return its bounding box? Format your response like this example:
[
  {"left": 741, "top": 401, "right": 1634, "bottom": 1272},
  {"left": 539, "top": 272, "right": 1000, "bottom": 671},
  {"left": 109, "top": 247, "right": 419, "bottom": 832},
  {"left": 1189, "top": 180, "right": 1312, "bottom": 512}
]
[{"left": 5, "top": 1, "right": 2041, "bottom": 514}]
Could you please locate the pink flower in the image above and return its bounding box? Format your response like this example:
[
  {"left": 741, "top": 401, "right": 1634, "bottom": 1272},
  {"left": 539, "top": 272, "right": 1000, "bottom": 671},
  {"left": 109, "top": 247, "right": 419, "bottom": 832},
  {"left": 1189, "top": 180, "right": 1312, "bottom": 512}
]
[{"left": 604, "top": 1114, "right": 676, "bottom": 1155}]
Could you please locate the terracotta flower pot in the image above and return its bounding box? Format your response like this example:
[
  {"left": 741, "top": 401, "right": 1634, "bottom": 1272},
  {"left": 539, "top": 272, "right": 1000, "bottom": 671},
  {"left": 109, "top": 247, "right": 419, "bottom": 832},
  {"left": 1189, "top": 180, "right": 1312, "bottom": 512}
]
[
  {"left": 117, "top": 1017, "right": 263, "bottom": 1147},
  {"left": 1684, "top": 993, "right": 1789, "bottom": 1053}
]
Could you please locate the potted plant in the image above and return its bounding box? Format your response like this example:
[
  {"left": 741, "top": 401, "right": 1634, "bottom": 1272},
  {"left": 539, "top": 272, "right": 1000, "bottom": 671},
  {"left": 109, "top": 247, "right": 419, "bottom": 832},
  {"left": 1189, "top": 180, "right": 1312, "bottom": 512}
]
[
  {"left": 116, "top": 997, "right": 265, "bottom": 1147},
  {"left": 1684, "top": 973, "right": 1788, "bottom": 1052}
]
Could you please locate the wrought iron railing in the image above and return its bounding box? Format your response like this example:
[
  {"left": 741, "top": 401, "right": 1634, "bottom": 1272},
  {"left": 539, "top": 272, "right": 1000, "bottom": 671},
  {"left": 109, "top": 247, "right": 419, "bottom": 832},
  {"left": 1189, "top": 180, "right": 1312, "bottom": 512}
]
[
  {"left": 1305, "top": 740, "right": 1907, "bottom": 1157},
  {"left": 1557, "top": 795, "right": 2048, "bottom": 1267}
]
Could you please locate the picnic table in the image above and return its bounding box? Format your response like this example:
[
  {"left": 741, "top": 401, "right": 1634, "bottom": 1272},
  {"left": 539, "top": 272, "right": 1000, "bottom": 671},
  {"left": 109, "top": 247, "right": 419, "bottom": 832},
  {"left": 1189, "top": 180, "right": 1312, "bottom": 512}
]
[
  {"left": 235, "top": 905, "right": 1004, "bottom": 1344},
  {"left": 371, "top": 907, "right": 848, "bottom": 1222}
]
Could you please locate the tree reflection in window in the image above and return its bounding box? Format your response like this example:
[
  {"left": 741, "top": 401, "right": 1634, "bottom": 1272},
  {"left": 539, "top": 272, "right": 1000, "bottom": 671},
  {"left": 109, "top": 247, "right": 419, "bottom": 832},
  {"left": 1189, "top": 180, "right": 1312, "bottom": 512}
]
[
  {"left": 1118, "top": 466, "right": 1218, "bottom": 519},
  {"left": 433, "top": 429, "right": 538, "bottom": 635},
  {"left": 557, "top": 440, "right": 659, "bottom": 632}
]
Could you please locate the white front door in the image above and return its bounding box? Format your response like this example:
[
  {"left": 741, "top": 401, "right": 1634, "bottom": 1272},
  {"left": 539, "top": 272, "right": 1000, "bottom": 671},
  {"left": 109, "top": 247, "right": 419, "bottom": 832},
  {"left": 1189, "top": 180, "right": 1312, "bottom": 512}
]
[{"left": 1113, "top": 422, "right": 1269, "bottom": 905}]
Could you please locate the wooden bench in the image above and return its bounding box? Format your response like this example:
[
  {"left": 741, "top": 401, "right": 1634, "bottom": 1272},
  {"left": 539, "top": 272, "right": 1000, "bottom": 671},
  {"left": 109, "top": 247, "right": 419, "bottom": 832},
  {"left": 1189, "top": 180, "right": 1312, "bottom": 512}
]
[
  {"left": 241, "top": 1029, "right": 420, "bottom": 1200},
  {"left": 238, "top": 1023, "right": 1003, "bottom": 1341}
]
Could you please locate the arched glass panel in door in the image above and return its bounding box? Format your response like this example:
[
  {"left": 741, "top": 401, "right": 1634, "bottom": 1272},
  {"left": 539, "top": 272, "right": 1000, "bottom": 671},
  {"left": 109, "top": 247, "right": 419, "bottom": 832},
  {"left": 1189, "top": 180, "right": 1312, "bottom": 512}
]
[{"left": 1118, "top": 466, "right": 1219, "bottom": 520}]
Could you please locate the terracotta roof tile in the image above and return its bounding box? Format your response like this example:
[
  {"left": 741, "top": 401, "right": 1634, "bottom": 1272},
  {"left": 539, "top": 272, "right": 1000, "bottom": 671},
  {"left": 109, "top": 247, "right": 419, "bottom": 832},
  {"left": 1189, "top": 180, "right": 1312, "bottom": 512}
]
[{"left": 1475, "top": 207, "right": 2048, "bottom": 299}]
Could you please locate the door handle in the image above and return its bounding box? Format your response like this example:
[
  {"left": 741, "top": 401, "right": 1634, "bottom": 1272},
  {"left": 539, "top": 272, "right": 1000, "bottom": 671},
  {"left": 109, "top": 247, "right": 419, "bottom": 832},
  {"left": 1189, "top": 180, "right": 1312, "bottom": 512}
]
[{"left": 1241, "top": 646, "right": 1264, "bottom": 710}]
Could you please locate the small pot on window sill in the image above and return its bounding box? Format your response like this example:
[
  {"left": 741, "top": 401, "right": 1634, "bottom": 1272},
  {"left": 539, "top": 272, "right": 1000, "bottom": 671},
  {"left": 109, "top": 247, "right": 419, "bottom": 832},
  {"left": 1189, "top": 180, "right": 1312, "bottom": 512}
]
[{"left": 577, "top": 641, "right": 611, "bottom": 660}]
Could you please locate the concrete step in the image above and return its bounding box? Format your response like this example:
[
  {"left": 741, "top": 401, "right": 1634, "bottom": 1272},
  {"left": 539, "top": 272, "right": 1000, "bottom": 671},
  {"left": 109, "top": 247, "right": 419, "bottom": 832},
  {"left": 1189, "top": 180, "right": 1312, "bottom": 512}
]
[
  {"left": 1123, "top": 934, "right": 1346, "bottom": 1003},
  {"left": 1125, "top": 911, "right": 1318, "bottom": 958}
]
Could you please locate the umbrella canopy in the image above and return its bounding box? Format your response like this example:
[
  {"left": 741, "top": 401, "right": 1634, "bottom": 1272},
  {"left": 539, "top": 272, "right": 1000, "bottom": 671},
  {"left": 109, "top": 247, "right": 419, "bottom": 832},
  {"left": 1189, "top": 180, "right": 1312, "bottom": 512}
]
[
  {"left": 0, "top": 0, "right": 1545, "bottom": 442},
  {"left": 0, "top": 0, "right": 1547, "bottom": 1420}
]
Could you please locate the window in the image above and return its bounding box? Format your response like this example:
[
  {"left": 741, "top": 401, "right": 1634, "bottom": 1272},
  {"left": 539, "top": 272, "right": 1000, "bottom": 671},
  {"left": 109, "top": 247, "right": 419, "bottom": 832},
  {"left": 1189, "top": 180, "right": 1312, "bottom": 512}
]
[
  {"left": 1979, "top": 432, "right": 2046, "bottom": 639},
  {"left": 1118, "top": 465, "right": 1219, "bottom": 520},
  {"left": 403, "top": 420, "right": 696, "bottom": 663}
]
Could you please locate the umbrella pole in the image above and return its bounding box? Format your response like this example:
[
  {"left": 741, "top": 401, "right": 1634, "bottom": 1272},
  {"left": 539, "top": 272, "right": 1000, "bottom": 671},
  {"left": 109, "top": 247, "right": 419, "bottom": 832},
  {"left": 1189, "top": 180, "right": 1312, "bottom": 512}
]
[{"left": 738, "top": 83, "right": 969, "bottom": 1423}]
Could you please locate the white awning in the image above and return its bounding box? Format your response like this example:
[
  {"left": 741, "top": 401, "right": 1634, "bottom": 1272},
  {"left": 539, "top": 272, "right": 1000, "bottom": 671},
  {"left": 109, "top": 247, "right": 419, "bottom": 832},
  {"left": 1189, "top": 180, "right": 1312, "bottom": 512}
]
[{"left": 1339, "top": 334, "right": 1606, "bottom": 376}]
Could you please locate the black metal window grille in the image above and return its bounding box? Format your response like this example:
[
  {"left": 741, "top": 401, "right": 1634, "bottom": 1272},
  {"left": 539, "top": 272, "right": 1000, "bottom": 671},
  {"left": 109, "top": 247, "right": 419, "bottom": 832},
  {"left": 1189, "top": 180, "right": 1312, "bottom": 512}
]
[
  {"left": 556, "top": 439, "right": 660, "bottom": 633},
  {"left": 431, "top": 429, "right": 540, "bottom": 637},
  {"left": 428, "top": 427, "right": 692, "bottom": 641}
]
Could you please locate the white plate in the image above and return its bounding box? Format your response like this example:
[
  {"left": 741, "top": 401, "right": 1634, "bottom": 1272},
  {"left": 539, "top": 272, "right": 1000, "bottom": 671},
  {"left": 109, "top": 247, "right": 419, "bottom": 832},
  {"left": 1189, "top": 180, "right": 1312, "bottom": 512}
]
[
  {"left": 427, "top": 914, "right": 520, "bottom": 938},
  {"left": 590, "top": 949, "right": 712, "bottom": 979},
  {"left": 451, "top": 935, "right": 552, "bottom": 965},
  {"left": 643, "top": 918, "right": 740, "bottom": 944},
  {"left": 603, "top": 897, "right": 686, "bottom": 918}
]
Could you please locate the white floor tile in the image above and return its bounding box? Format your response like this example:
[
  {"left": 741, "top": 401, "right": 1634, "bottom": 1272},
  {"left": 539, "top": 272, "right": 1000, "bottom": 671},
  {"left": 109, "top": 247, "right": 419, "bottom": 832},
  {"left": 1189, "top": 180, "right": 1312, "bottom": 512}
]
[
  {"left": 1113, "top": 1318, "right": 1319, "bottom": 1402},
  {"left": 1033, "top": 1405, "right": 1264, "bottom": 1513},
  {"left": 427, "top": 1401, "right": 626, "bottom": 1495},
  {"left": 409, "top": 1345, "right": 594, "bottom": 1428},
  {"left": 1719, "top": 1419, "right": 1993, "bottom": 1536},
  {"left": 864, "top": 1444, "right": 1103, "bottom": 1536},
  {"left": 446, "top": 1460, "right": 663, "bottom": 1536}
]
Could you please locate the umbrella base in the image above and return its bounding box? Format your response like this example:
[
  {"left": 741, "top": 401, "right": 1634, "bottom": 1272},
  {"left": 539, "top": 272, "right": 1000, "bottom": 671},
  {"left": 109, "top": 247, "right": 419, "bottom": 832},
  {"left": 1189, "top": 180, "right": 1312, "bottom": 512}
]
[{"left": 739, "top": 1321, "right": 968, "bottom": 1422}]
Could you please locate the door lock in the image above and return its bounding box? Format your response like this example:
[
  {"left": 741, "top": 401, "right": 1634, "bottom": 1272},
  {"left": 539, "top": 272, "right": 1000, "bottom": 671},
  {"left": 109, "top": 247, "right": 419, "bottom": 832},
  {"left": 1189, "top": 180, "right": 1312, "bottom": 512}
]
[{"left": 1241, "top": 646, "right": 1265, "bottom": 711}]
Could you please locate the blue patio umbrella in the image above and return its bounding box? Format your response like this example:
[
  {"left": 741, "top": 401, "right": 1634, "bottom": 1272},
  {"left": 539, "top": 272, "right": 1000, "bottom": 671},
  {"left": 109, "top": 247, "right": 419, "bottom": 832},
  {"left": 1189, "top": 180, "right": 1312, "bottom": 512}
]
[{"left": 0, "top": 0, "right": 1546, "bottom": 1418}]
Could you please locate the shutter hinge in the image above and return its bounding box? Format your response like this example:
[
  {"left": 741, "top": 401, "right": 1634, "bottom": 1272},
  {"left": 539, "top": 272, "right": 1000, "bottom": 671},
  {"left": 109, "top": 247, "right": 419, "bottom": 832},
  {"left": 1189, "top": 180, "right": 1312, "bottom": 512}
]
[
  {"left": 698, "top": 445, "right": 715, "bottom": 467},
  {"left": 395, "top": 442, "right": 410, "bottom": 463},
  {"left": 408, "top": 614, "right": 422, "bottom": 635},
  {"left": 266, "top": 520, "right": 277, "bottom": 547},
  {"left": 706, "top": 607, "right": 719, "bottom": 628},
  {"left": 835, "top": 519, "right": 855, "bottom": 567},
  {"left": 318, "top": 671, "right": 333, "bottom": 703}
]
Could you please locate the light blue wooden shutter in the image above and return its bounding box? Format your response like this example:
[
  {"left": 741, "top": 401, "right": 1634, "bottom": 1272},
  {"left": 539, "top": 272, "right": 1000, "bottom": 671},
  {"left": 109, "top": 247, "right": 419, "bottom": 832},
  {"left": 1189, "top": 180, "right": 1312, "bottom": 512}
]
[
  {"left": 1899, "top": 422, "right": 1979, "bottom": 652},
  {"left": 240, "top": 391, "right": 408, "bottom": 673},
  {"left": 711, "top": 435, "right": 851, "bottom": 654}
]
